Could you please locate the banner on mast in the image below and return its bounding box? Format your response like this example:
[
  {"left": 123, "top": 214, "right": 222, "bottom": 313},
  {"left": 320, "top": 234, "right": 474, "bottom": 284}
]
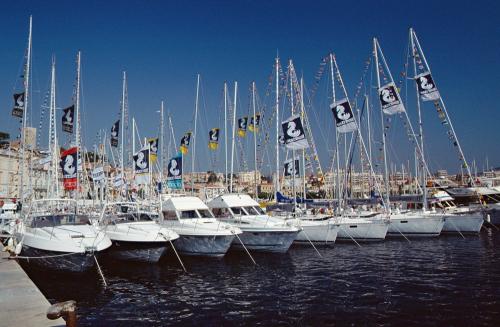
[
  {"left": 92, "top": 166, "right": 105, "bottom": 182},
  {"left": 133, "top": 145, "right": 150, "bottom": 185},
  {"left": 11, "top": 92, "right": 25, "bottom": 118},
  {"left": 180, "top": 132, "right": 192, "bottom": 155},
  {"left": 378, "top": 82, "right": 405, "bottom": 115},
  {"left": 208, "top": 128, "right": 220, "bottom": 150},
  {"left": 148, "top": 137, "right": 159, "bottom": 162},
  {"left": 281, "top": 114, "right": 309, "bottom": 150},
  {"left": 284, "top": 158, "right": 300, "bottom": 177},
  {"left": 111, "top": 120, "right": 120, "bottom": 147},
  {"left": 248, "top": 113, "right": 261, "bottom": 132},
  {"left": 60, "top": 147, "right": 78, "bottom": 190},
  {"left": 167, "top": 155, "right": 183, "bottom": 189},
  {"left": 62, "top": 105, "right": 75, "bottom": 133},
  {"left": 330, "top": 99, "right": 357, "bottom": 133},
  {"left": 415, "top": 72, "right": 440, "bottom": 101},
  {"left": 113, "top": 173, "right": 124, "bottom": 188},
  {"left": 237, "top": 117, "right": 248, "bottom": 137}
]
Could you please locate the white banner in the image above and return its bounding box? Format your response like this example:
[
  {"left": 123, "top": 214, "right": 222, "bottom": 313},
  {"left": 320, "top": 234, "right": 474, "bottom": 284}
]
[
  {"left": 281, "top": 115, "right": 309, "bottom": 150},
  {"left": 378, "top": 82, "right": 405, "bottom": 115},
  {"left": 92, "top": 167, "right": 105, "bottom": 181},
  {"left": 331, "top": 99, "right": 357, "bottom": 133},
  {"left": 113, "top": 174, "right": 124, "bottom": 188},
  {"left": 415, "top": 72, "right": 440, "bottom": 101}
]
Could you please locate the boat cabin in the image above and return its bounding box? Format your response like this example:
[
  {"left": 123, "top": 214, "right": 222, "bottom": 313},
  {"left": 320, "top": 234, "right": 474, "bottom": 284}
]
[
  {"left": 161, "top": 195, "right": 216, "bottom": 221},
  {"left": 208, "top": 194, "right": 265, "bottom": 219}
]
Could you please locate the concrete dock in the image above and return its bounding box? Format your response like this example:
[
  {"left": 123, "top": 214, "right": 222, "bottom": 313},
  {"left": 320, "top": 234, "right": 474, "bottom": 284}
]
[{"left": 0, "top": 245, "right": 64, "bottom": 327}]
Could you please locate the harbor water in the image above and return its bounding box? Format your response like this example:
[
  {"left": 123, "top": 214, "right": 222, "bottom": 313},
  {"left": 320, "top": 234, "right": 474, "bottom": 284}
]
[{"left": 22, "top": 230, "right": 500, "bottom": 326}]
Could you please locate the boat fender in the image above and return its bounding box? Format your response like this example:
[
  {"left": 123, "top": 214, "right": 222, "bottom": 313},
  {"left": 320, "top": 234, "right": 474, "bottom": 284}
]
[
  {"left": 7, "top": 237, "right": 14, "bottom": 249},
  {"left": 15, "top": 241, "right": 22, "bottom": 255}
]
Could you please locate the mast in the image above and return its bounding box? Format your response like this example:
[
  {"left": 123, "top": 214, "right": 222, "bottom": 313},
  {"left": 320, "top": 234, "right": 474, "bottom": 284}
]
[
  {"left": 160, "top": 101, "right": 165, "bottom": 179},
  {"left": 289, "top": 60, "right": 296, "bottom": 209},
  {"left": 48, "top": 55, "right": 59, "bottom": 198},
  {"left": 230, "top": 82, "right": 238, "bottom": 193},
  {"left": 120, "top": 71, "right": 126, "bottom": 188},
  {"left": 275, "top": 56, "right": 280, "bottom": 200},
  {"left": 252, "top": 81, "right": 258, "bottom": 198},
  {"left": 410, "top": 28, "right": 428, "bottom": 210},
  {"left": 329, "top": 53, "right": 341, "bottom": 213},
  {"left": 191, "top": 74, "right": 200, "bottom": 195},
  {"left": 366, "top": 94, "right": 373, "bottom": 193},
  {"left": 373, "top": 38, "right": 391, "bottom": 212},
  {"left": 75, "top": 51, "right": 81, "bottom": 199},
  {"left": 224, "top": 82, "right": 228, "bottom": 187},
  {"left": 300, "top": 77, "right": 306, "bottom": 201},
  {"left": 19, "top": 15, "right": 32, "bottom": 202}
]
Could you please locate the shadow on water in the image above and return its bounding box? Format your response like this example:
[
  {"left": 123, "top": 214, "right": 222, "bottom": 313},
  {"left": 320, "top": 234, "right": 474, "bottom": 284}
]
[{"left": 20, "top": 230, "right": 500, "bottom": 326}]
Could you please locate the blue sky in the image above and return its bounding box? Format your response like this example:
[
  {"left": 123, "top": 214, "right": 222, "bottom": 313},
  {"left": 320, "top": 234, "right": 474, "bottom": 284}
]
[{"left": 0, "top": 0, "right": 499, "bottom": 174}]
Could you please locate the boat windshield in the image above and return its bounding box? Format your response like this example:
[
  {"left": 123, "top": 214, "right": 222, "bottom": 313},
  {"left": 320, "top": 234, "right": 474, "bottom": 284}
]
[
  {"left": 230, "top": 207, "right": 249, "bottom": 216},
  {"left": 180, "top": 210, "right": 198, "bottom": 219},
  {"left": 254, "top": 206, "right": 265, "bottom": 215},
  {"left": 211, "top": 207, "right": 232, "bottom": 218},
  {"left": 197, "top": 209, "right": 214, "bottom": 218},
  {"left": 31, "top": 214, "right": 90, "bottom": 228}
]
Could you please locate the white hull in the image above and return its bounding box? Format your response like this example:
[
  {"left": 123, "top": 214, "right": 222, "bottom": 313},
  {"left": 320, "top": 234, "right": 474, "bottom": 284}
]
[
  {"left": 173, "top": 234, "right": 235, "bottom": 257},
  {"left": 232, "top": 229, "right": 298, "bottom": 253},
  {"left": 388, "top": 213, "right": 444, "bottom": 237},
  {"left": 108, "top": 240, "right": 167, "bottom": 262},
  {"left": 442, "top": 212, "right": 483, "bottom": 234},
  {"left": 337, "top": 218, "right": 388, "bottom": 242},
  {"left": 292, "top": 218, "right": 339, "bottom": 244}
]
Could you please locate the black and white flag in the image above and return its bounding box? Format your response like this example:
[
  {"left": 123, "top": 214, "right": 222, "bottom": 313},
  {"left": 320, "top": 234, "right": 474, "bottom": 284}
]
[
  {"left": 167, "top": 155, "right": 183, "bottom": 189},
  {"left": 111, "top": 120, "right": 120, "bottom": 147},
  {"left": 330, "top": 99, "right": 357, "bottom": 133},
  {"left": 281, "top": 115, "right": 309, "bottom": 150},
  {"left": 378, "top": 82, "right": 405, "bottom": 115},
  {"left": 12, "top": 92, "right": 25, "bottom": 118},
  {"left": 62, "top": 105, "right": 75, "bottom": 133},
  {"left": 415, "top": 72, "right": 440, "bottom": 101},
  {"left": 284, "top": 158, "right": 300, "bottom": 177},
  {"left": 133, "top": 145, "right": 150, "bottom": 185}
]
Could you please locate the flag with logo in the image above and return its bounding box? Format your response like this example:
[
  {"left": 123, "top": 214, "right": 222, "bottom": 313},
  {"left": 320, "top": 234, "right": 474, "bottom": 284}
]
[
  {"left": 60, "top": 147, "right": 78, "bottom": 190},
  {"left": 180, "top": 132, "right": 192, "bottom": 155},
  {"left": 415, "top": 72, "right": 440, "bottom": 101},
  {"left": 281, "top": 114, "right": 309, "bottom": 150},
  {"left": 248, "top": 113, "right": 261, "bottom": 132},
  {"left": 133, "top": 144, "right": 150, "bottom": 185},
  {"left": 330, "top": 99, "right": 357, "bottom": 133},
  {"left": 62, "top": 105, "right": 75, "bottom": 133},
  {"left": 378, "top": 82, "right": 405, "bottom": 115},
  {"left": 167, "top": 155, "right": 183, "bottom": 189},
  {"left": 284, "top": 158, "right": 300, "bottom": 177},
  {"left": 12, "top": 92, "right": 25, "bottom": 118},
  {"left": 148, "top": 137, "right": 159, "bottom": 162},
  {"left": 111, "top": 120, "right": 120, "bottom": 147},
  {"left": 208, "top": 128, "right": 220, "bottom": 150},
  {"left": 237, "top": 117, "right": 248, "bottom": 137}
]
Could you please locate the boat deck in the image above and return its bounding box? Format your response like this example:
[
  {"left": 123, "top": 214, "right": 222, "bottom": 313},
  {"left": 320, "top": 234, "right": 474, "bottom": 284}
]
[{"left": 0, "top": 245, "right": 64, "bottom": 327}]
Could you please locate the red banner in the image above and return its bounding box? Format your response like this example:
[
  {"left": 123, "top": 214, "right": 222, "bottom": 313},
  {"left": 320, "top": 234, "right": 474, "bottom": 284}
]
[{"left": 60, "top": 147, "right": 78, "bottom": 190}]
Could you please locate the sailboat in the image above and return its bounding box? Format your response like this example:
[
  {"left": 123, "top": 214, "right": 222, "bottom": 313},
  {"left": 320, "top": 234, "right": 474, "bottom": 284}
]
[
  {"left": 14, "top": 44, "right": 112, "bottom": 272},
  {"left": 372, "top": 37, "right": 445, "bottom": 237},
  {"left": 407, "top": 28, "right": 483, "bottom": 234}
]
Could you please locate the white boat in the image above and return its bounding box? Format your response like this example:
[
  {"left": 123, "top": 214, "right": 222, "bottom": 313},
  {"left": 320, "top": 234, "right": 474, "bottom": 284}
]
[
  {"left": 441, "top": 208, "right": 484, "bottom": 234},
  {"left": 161, "top": 195, "right": 241, "bottom": 257},
  {"left": 96, "top": 202, "right": 179, "bottom": 263},
  {"left": 208, "top": 194, "right": 299, "bottom": 253},
  {"left": 13, "top": 199, "right": 112, "bottom": 273},
  {"left": 1, "top": 202, "right": 19, "bottom": 235},
  {"left": 293, "top": 215, "right": 340, "bottom": 244},
  {"left": 336, "top": 216, "right": 389, "bottom": 242},
  {"left": 388, "top": 210, "right": 445, "bottom": 237}
]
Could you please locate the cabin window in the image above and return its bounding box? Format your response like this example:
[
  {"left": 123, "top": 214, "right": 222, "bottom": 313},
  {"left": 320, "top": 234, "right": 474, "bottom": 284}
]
[
  {"left": 198, "top": 209, "right": 214, "bottom": 218},
  {"left": 163, "top": 210, "right": 178, "bottom": 220},
  {"left": 212, "top": 208, "right": 232, "bottom": 218},
  {"left": 180, "top": 210, "right": 198, "bottom": 219},
  {"left": 253, "top": 206, "right": 265, "bottom": 215},
  {"left": 230, "top": 207, "right": 247, "bottom": 216}
]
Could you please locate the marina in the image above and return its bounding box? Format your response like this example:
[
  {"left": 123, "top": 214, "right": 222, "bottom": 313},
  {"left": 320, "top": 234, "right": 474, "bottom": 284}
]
[{"left": 1, "top": 1, "right": 499, "bottom": 326}]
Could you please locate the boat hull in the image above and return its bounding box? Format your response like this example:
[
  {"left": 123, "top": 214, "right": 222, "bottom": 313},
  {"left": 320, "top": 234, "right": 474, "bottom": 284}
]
[
  {"left": 232, "top": 230, "right": 298, "bottom": 253},
  {"left": 337, "top": 220, "right": 388, "bottom": 242},
  {"left": 108, "top": 240, "right": 167, "bottom": 263},
  {"left": 295, "top": 223, "right": 339, "bottom": 244},
  {"left": 20, "top": 245, "right": 96, "bottom": 273},
  {"left": 174, "top": 234, "right": 235, "bottom": 257},
  {"left": 388, "top": 215, "right": 444, "bottom": 237},
  {"left": 442, "top": 213, "right": 484, "bottom": 234}
]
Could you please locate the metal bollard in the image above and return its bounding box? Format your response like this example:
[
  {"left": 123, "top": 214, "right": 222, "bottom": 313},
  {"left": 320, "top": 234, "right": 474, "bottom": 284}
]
[{"left": 47, "top": 300, "right": 77, "bottom": 327}]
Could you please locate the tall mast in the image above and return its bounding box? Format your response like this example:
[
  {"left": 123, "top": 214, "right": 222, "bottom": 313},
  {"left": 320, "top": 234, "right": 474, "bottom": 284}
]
[
  {"left": 252, "top": 81, "right": 258, "bottom": 198},
  {"left": 289, "top": 60, "right": 296, "bottom": 208},
  {"left": 224, "top": 82, "right": 228, "bottom": 187},
  {"left": 300, "top": 77, "right": 306, "bottom": 201},
  {"left": 75, "top": 51, "right": 81, "bottom": 198},
  {"left": 19, "top": 15, "right": 32, "bottom": 202},
  {"left": 410, "top": 28, "right": 427, "bottom": 210},
  {"left": 48, "top": 56, "right": 59, "bottom": 198},
  {"left": 191, "top": 74, "right": 200, "bottom": 195},
  {"left": 120, "top": 71, "right": 126, "bottom": 184},
  {"left": 373, "top": 38, "right": 391, "bottom": 212},
  {"left": 275, "top": 56, "right": 280, "bottom": 200},
  {"left": 329, "top": 53, "right": 341, "bottom": 213},
  {"left": 160, "top": 101, "right": 165, "bottom": 179},
  {"left": 230, "top": 82, "right": 238, "bottom": 193}
]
